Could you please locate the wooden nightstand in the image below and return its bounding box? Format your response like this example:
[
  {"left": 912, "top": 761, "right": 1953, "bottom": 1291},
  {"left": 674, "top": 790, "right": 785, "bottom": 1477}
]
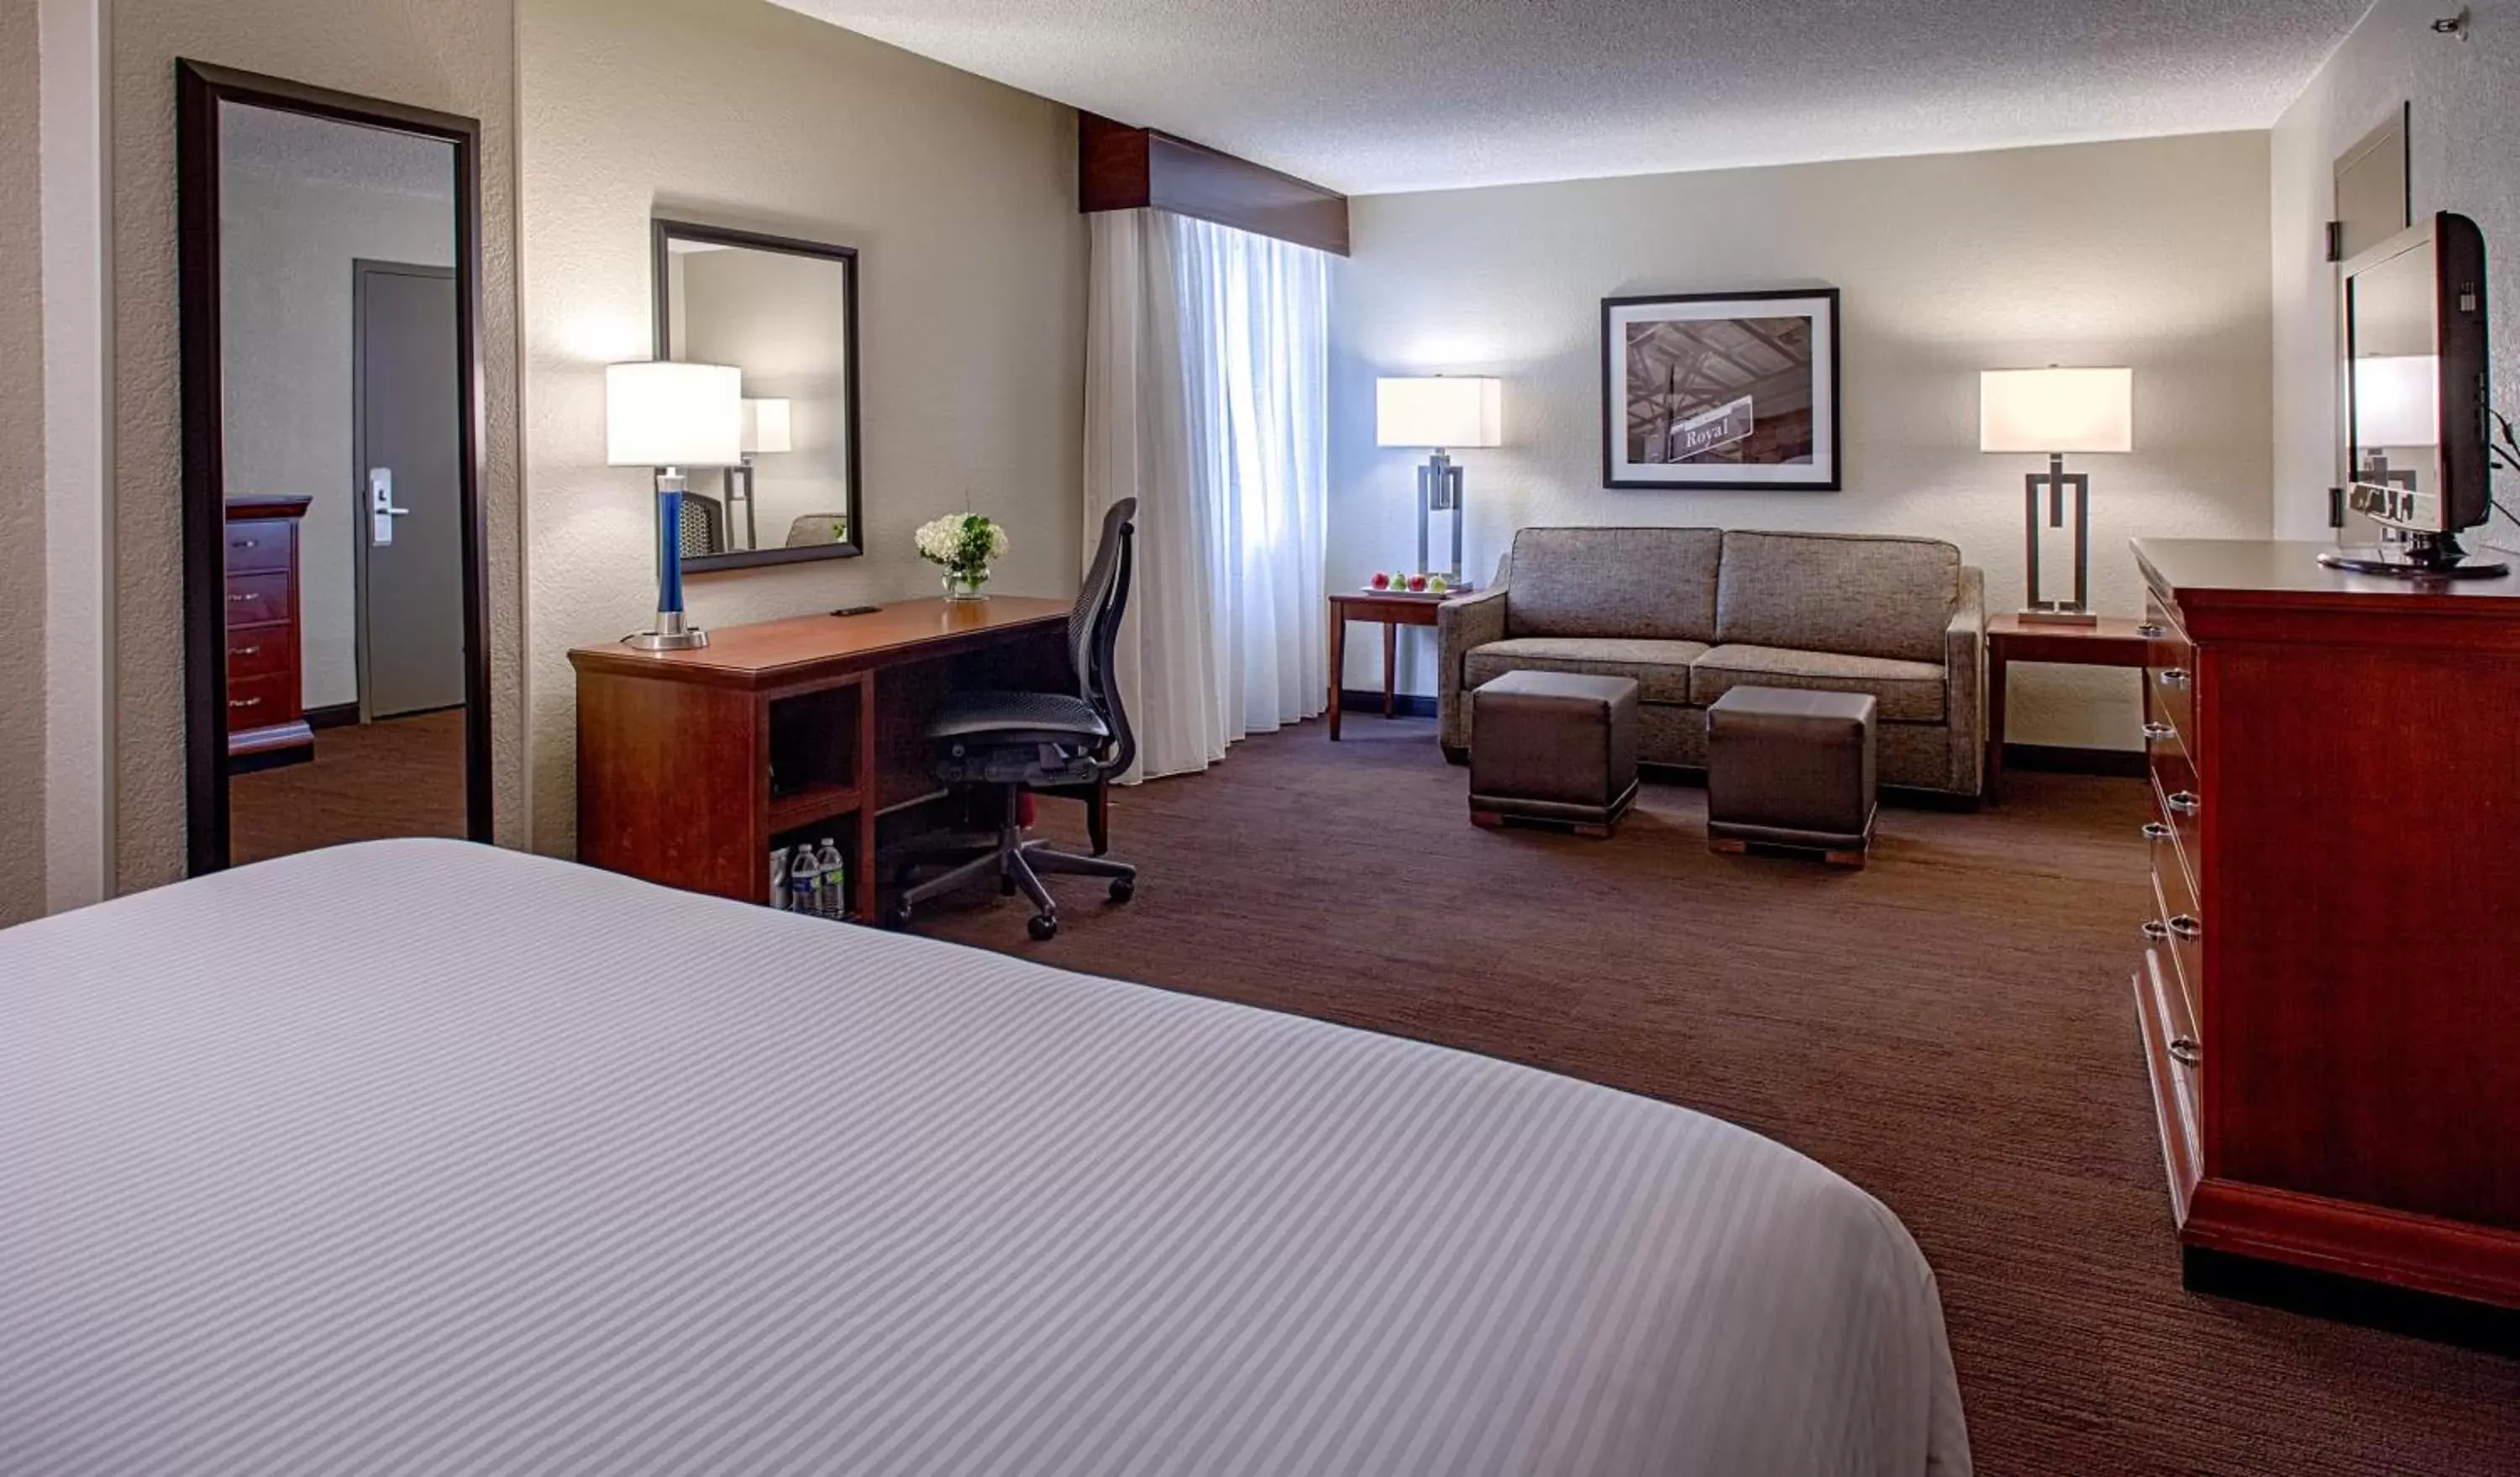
[
  {"left": 1984, "top": 612, "right": 2152, "bottom": 802},
  {"left": 1327, "top": 589, "right": 1452, "bottom": 739}
]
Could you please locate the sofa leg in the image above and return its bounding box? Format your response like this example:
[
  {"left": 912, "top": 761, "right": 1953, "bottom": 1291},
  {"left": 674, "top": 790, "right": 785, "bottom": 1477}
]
[
  {"left": 1824, "top": 848, "right": 1869, "bottom": 870},
  {"left": 1470, "top": 810, "right": 1504, "bottom": 830},
  {"left": 1442, "top": 744, "right": 1470, "bottom": 766},
  {"left": 1709, "top": 838, "right": 1749, "bottom": 856}
]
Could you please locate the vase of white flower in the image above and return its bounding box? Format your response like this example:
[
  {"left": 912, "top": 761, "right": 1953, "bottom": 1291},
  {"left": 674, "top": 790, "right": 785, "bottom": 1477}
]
[{"left": 915, "top": 512, "right": 1009, "bottom": 602}]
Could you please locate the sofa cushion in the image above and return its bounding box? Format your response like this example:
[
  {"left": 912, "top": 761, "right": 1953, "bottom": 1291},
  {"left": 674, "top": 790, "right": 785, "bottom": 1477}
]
[
  {"left": 1465, "top": 636, "right": 1706, "bottom": 707},
  {"left": 1505, "top": 527, "right": 1722, "bottom": 642},
  {"left": 1714, "top": 531, "right": 1960, "bottom": 664},
  {"left": 1689, "top": 644, "right": 1948, "bottom": 723}
]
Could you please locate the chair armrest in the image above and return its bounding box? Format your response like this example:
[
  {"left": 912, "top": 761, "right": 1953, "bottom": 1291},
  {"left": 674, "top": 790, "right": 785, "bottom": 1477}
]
[
  {"left": 1436, "top": 583, "right": 1509, "bottom": 748},
  {"left": 1945, "top": 565, "right": 1987, "bottom": 791}
]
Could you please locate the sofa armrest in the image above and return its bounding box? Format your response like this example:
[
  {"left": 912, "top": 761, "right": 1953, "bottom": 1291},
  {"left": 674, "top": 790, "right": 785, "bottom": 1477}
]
[
  {"left": 1945, "top": 565, "right": 1987, "bottom": 793},
  {"left": 1436, "top": 582, "right": 1509, "bottom": 749}
]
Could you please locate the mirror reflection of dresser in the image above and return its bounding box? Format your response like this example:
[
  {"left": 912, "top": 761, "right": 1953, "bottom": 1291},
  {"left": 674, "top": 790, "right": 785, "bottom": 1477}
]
[{"left": 651, "top": 218, "right": 862, "bottom": 570}]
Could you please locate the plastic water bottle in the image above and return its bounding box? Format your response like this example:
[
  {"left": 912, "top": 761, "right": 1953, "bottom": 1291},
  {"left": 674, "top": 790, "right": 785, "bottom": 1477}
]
[
  {"left": 788, "top": 846, "right": 820, "bottom": 914},
  {"left": 814, "top": 838, "right": 845, "bottom": 918},
  {"left": 769, "top": 846, "right": 790, "bottom": 908}
]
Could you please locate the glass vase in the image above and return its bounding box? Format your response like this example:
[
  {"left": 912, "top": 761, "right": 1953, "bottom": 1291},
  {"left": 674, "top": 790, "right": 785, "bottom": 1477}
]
[{"left": 942, "top": 566, "right": 990, "bottom": 602}]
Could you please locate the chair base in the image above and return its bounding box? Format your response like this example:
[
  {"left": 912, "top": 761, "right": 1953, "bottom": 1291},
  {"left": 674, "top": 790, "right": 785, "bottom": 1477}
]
[{"left": 893, "top": 790, "right": 1136, "bottom": 940}]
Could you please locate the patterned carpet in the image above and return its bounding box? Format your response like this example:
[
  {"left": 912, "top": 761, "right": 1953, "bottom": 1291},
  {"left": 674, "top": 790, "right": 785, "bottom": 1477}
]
[{"left": 922, "top": 715, "right": 2520, "bottom": 1476}]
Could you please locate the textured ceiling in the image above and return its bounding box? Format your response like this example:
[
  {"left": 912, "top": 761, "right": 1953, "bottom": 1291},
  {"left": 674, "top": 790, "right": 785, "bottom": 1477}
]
[{"left": 774, "top": 0, "right": 2367, "bottom": 194}]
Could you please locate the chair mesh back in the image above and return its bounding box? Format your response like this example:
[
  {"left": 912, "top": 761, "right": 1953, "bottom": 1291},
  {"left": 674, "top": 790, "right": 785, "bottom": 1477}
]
[
  {"left": 1074, "top": 498, "right": 1137, "bottom": 776},
  {"left": 678, "top": 492, "right": 725, "bottom": 558}
]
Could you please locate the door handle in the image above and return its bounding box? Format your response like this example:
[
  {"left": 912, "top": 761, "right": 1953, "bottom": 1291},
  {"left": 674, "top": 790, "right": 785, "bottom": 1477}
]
[{"left": 370, "top": 468, "right": 410, "bottom": 545}]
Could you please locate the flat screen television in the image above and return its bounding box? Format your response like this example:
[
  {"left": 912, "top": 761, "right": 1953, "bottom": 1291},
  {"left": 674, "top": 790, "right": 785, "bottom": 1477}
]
[{"left": 2323, "top": 210, "right": 2504, "bottom": 577}]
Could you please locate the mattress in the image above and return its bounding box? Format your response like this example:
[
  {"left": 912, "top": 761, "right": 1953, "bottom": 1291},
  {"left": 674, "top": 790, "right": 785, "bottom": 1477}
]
[{"left": 1, "top": 840, "right": 1968, "bottom": 1475}]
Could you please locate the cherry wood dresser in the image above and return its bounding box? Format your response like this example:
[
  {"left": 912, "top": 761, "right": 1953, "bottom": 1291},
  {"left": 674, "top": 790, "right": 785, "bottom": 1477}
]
[
  {"left": 2130, "top": 538, "right": 2520, "bottom": 1308},
  {"left": 223, "top": 495, "right": 313, "bottom": 763}
]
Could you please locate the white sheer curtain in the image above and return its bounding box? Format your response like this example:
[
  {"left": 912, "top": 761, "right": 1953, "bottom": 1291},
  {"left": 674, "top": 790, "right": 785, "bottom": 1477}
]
[{"left": 1085, "top": 208, "right": 1330, "bottom": 781}]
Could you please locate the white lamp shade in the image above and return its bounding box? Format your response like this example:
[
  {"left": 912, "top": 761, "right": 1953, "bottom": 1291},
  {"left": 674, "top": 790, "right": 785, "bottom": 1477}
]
[
  {"left": 1978, "top": 367, "right": 2134, "bottom": 454},
  {"left": 741, "top": 397, "right": 794, "bottom": 455},
  {"left": 605, "top": 361, "right": 743, "bottom": 467},
  {"left": 2352, "top": 355, "right": 2439, "bottom": 449},
  {"left": 1377, "top": 376, "right": 1502, "bottom": 449}
]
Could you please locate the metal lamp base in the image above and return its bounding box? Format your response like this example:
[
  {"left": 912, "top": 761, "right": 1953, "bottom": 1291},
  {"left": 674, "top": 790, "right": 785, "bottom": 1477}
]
[
  {"left": 2017, "top": 606, "right": 2100, "bottom": 627},
  {"left": 622, "top": 610, "right": 708, "bottom": 651}
]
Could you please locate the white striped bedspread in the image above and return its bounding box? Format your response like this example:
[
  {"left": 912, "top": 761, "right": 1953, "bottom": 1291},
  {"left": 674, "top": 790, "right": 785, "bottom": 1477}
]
[{"left": 2, "top": 839, "right": 1969, "bottom": 1475}]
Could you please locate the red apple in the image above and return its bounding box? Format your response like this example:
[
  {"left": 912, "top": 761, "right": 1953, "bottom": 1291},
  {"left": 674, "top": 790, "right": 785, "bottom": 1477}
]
[
  {"left": 1370, "top": 571, "right": 1391, "bottom": 590},
  {"left": 1407, "top": 574, "right": 1429, "bottom": 592}
]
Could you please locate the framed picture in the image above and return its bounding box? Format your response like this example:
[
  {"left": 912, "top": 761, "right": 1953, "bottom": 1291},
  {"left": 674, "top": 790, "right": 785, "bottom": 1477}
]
[{"left": 1601, "top": 288, "right": 1841, "bottom": 491}]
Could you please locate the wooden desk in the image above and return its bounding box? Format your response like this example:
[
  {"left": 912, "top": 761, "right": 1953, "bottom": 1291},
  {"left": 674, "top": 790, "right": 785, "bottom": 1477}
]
[
  {"left": 1984, "top": 612, "right": 2151, "bottom": 802},
  {"left": 1327, "top": 589, "right": 1448, "bottom": 738},
  {"left": 570, "top": 597, "right": 1072, "bottom": 921}
]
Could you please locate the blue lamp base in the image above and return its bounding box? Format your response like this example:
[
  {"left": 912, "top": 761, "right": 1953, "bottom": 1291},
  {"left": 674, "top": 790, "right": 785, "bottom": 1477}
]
[{"left": 623, "top": 475, "right": 710, "bottom": 650}]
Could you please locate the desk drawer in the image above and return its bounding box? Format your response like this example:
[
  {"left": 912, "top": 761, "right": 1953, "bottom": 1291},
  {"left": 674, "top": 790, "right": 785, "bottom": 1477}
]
[
  {"left": 224, "top": 571, "right": 293, "bottom": 628},
  {"left": 226, "top": 671, "right": 300, "bottom": 728},
  {"left": 226, "top": 624, "right": 294, "bottom": 681},
  {"left": 2147, "top": 833, "right": 2202, "bottom": 1023},
  {"left": 224, "top": 519, "right": 293, "bottom": 574}
]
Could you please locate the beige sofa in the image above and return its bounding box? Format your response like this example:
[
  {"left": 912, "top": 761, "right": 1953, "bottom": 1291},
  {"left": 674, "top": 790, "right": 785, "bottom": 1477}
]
[{"left": 1438, "top": 528, "right": 1986, "bottom": 796}]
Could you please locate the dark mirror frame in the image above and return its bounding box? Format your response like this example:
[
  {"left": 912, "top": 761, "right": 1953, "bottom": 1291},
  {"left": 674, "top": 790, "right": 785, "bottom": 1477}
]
[
  {"left": 176, "top": 60, "right": 495, "bottom": 875},
  {"left": 651, "top": 217, "right": 865, "bottom": 570}
]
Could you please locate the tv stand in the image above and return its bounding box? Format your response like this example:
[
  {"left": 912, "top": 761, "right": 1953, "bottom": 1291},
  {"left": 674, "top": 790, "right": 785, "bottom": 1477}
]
[{"left": 2318, "top": 530, "right": 2509, "bottom": 579}]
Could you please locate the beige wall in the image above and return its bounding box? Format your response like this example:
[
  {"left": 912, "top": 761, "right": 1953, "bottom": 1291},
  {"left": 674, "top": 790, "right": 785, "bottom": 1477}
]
[
  {"left": 1331, "top": 132, "right": 2275, "bottom": 749},
  {"left": 521, "top": 0, "right": 1086, "bottom": 855},
  {"left": 108, "top": 0, "right": 524, "bottom": 893},
  {"left": 0, "top": 0, "right": 45, "bottom": 925},
  {"left": 2271, "top": 0, "right": 2520, "bottom": 557}
]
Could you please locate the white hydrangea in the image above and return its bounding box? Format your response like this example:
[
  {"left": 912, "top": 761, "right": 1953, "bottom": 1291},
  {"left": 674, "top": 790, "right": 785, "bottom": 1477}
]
[{"left": 914, "top": 512, "right": 1007, "bottom": 572}]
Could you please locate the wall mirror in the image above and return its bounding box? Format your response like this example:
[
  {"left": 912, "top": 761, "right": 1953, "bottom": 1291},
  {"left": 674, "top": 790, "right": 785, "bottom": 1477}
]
[
  {"left": 653, "top": 218, "right": 863, "bottom": 569},
  {"left": 177, "top": 61, "right": 492, "bottom": 876}
]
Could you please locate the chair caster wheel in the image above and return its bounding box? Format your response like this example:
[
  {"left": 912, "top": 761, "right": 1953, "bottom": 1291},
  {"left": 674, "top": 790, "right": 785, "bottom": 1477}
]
[
  {"left": 1109, "top": 878, "right": 1136, "bottom": 904},
  {"left": 1027, "top": 913, "right": 1058, "bottom": 942},
  {"left": 889, "top": 899, "right": 915, "bottom": 929}
]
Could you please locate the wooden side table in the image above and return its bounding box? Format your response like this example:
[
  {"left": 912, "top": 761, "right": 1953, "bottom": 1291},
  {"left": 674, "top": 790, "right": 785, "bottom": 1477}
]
[
  {"left": 1327, "top": 590, "right": 1450, "bottom": 739},
  {"left": 1984, "top": 612, "right": 2152, "bottom": 802}
]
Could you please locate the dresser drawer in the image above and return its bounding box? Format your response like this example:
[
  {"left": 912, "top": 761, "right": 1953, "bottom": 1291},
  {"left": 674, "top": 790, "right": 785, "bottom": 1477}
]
[
  {"left": 224, "top": 519, "right": 293, "bottom": 574},
  {"left": 224, "top": 570, "right": 293, "bottom": 628},
  {"left": 2148, "top": 836, "right": 2202, "bottom": 1023},
  {"left": 225, "top": 623, "right": 294, "bottom": 681},
  {"left": 225, "top": 671, "right": 300, "bottom": 728}
]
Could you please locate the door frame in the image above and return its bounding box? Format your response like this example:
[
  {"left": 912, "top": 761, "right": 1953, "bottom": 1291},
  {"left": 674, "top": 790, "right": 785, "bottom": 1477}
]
[
  {"left": 176, "top": 60, "right": 493, "bottom": 875},
  {"left": 350, "top": 259, "right": 461, "bottom": 725}
]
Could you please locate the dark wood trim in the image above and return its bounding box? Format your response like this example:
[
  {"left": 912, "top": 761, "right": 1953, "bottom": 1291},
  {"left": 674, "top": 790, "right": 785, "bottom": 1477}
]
[
  {"left": 177, "top": 60, "right": 494, "bottom": 875},
  {"left": 305, "top": 702, "right": 362, "bottom": 731},
  {"left": 1078, "top": 113, "right": 1349, "bottom": 256},
  {"left": 649, "top": 216, "right": 864, "bottom": 571},
  {"left": 1600, "top": 287, "right": 1843, "bottom": 492}
]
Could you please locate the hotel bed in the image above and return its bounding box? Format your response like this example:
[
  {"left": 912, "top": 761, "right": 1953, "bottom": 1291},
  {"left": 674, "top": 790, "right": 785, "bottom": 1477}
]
[{"left": 1, "top": 840, "right": 1968, "bottom": 1475}]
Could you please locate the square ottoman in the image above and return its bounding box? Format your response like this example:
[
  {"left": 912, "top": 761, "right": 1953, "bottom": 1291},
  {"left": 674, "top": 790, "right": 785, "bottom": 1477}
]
[
  {"left": 1705, "top": 686, "right": 1877, "bottom": 867},
  {"left": 1468, "top": 670, "right": 1639, "bottom": 838}
]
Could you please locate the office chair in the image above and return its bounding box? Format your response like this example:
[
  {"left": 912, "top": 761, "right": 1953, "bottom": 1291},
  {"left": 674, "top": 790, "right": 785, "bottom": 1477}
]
[
  {"left": 890, "top": 498, "right": 1139, "bottom": 941},
  {"left": 678, "top": 491, "right": 727, "bottom": 557}
]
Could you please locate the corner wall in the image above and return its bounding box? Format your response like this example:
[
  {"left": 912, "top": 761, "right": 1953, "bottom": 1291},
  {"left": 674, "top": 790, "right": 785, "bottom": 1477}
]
[
  {"left": 519, "top": 0, "right": 1086, "bottom": 856},
  {"left": 2271, "top": 0, "right": 2520, "bottom": 555},
  {"left": 1331, "top": 132, "right": 2275, "bottom": 748},
  {"left": 0, "top": 0, "right": 46, "bottom": 925},
  {"left": 107, "top": 0, "right": 525, "bottom": 894}
]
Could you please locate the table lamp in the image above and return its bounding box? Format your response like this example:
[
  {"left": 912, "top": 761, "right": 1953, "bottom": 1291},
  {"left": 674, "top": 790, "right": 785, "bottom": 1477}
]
[
  {"left": 1376, "top": 376, "right": 1502, "bottom": 583},
  {"left": 1979, "top": 367, "right": 2132, "bottom": 625},
  {"left": 607, "top": 360, "right": 743, "bottom": 650}
]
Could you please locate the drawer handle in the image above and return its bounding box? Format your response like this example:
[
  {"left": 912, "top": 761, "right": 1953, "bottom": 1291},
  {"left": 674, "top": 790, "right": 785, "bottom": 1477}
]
[
  {"left": 2138, "top": 623, "right": 2166, "bottom": 639},
  {"left": 2141, "top": 919, "right": 2172, "bottom": 942},
  {"left": 233, "top": 644, "right": 260, "bottom": 657},
  {"left": 2168, "top": 1037, "right": 2202, "bottom": 1068},
  {"left": 228, "top": 592, "right": 252, "bottom": 602},
  {"left": 2168, "top": 914, "right": 2202, "bottom": 939},
  {"left": 228, "top": 696, "right": 262, "bottom": 710},
  {"left": 2166, "top": 791, "right": 2200, "bottom": 817},
  {"left": 2141, "top": 822, "right": 2172, "bottom": 841},
  {"left": 234, "top": 538, "right": 258, "bottom": 549},
  {"left": 2156, "top": 667, "right": 2191, "bottom": 690},
  {"left": 2141, "top": 722, "right": 2174, "bottom": 744}
]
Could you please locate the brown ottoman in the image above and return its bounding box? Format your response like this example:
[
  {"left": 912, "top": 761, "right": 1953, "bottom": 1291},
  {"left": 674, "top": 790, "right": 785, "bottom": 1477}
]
[
  {"left": 1468, "top": 670, "right": 1639, "bottom": 838},
  {"left": 1705, "top": 686, "right": 1877, "bottom": 866}
]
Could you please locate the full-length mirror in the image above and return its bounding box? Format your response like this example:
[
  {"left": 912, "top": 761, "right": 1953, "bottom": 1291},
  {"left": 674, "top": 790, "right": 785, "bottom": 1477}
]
[
  {"left": 654, "top": 218, "right": 863, "bottom": 569},
  {"left": 178, "top": 63, "right": 491, "bottom": 874}
]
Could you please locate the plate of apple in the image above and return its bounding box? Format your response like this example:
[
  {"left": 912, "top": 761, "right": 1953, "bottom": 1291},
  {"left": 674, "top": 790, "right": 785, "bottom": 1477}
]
[{"left": 1363, "top": 571, "right": 1466, "bottom": 596}]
